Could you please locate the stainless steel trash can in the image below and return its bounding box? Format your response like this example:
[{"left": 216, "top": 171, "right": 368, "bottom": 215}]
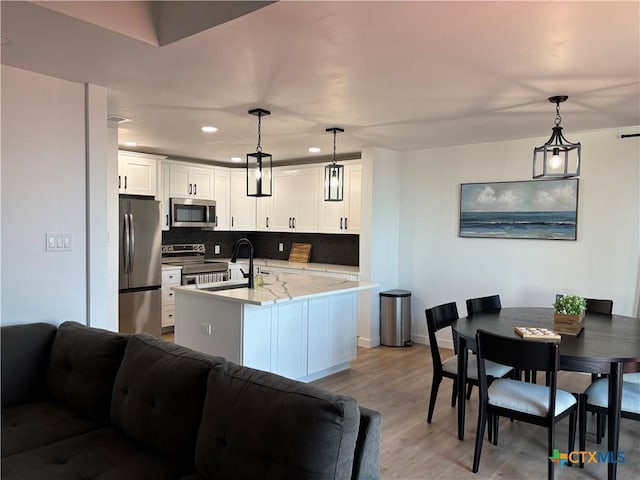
[{"left": 380, "top": 289, "right": 412, "bottom": 347}]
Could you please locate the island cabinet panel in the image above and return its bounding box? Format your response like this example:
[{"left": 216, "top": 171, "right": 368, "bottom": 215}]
[
  {"left": 272, "top": 301, "right": 309, "bottom": 379},
  {"left": 242, "top": 305, "right": 273, "bottom": 371},
  {"left": 174, "top": 294, "right": 243, "bottom": 363},
  {"left": 308, "top": 293, "right": 357, "bottom": 375}
]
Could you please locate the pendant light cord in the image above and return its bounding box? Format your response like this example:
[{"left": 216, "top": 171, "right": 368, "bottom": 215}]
[
  {"left": 554, "top": 102, "right": 562, "bottom": 127},
  {"left": 332, "top": 129, "right": 337, "bottom": 165},
  {"left": 256, "top": 113, "right": 262, "bottom": 153}
]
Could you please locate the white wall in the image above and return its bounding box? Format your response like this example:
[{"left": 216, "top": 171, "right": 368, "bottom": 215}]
[
  {"left": 1, "top": 66, "right": 109, "bottom": 327},
  {"left": 359, "top": 147, "right": 402, "bottom": 347},
  {"left": 398, "top": 128, "right": 640, "bottom": 347},
  {"left": 1, "top": 65, "right": 87, "bottom": 325}
]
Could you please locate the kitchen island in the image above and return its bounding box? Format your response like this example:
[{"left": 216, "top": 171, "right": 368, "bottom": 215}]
[{"left": 173, "top": 274, "right": 374, "bottom": 382}]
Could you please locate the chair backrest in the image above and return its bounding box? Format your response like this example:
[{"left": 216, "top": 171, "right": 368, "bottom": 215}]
[
  {"left": 476, "top": 329, "right": 560, "bottom": 418},
  {"left": 466, "top": 295, "right": 501, "bottom": 317},
  {"left": 585, "top": 298, "right": 613, "bottom": 315},
  {"left": 425, "top": 302, "right": 459, "bottom": 371}
]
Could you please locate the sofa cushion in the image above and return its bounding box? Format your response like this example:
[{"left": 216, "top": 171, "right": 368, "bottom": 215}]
[
  {"left": 0, "top": 427, "right": 184, "bottom": 480},
  {"left": 46, "top": 321, "right": 129, "bottom": 423},
  {"left": 111, "top": 334, "right": 224, "bottom": 469},
  {"left": 1, "top": 323, "right": 57, "bottom": 407},
  {"left": 194, "top": 363, "right": 361, "bottom": 480},
  {"left": 1, "top": 401, "right": 99, "bottom": 458}
]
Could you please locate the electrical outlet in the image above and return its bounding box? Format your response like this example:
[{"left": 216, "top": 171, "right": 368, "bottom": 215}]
[
  {"left": 278, "top": 243, "right": 284, "bottom": 252},
  {"left": 199, "top": 322, "right": 212, "bottom": 335},
  {"left": 214, "top": 245, "right": 220, "bottom": 255}
]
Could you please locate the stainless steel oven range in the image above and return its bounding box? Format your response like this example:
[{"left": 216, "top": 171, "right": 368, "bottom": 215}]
[{"left": 161, "top": 244, "right": 229, "bottom": 285}]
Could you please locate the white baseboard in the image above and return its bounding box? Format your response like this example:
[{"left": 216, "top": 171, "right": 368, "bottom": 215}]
[
  {"left": 357, "top": 336, "right": 381, "bottom": 348},
  {"left": 411, "top": 333, "right": 453, "bottom": 350}
]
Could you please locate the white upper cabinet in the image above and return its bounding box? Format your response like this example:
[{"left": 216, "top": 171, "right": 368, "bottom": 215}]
[
  {"left": 319, "top": 163, "right": 361, "bottom": 233},
  {"left": 168, "top": 163, "right": 214, "bottom": 200},
  {"left": 229, "top": 170, "right": 256, "bottom": 230},
  {"left": 258, "top": 166, "right": 320, "bottom": 233},
  {"left": 212, "top": 168, "right": 230, "bottom": 230},
  {"left": 118, "top": 151, "right": 163, "bottom": 197}
]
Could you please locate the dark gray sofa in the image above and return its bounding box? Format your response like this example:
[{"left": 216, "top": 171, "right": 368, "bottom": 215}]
[{"left": 1, "top": 322, "right": 381, "bottom": 479}]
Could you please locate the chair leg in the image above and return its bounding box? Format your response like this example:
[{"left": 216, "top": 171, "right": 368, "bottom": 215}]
[
  {"left": 596, "top": 412, "right": 606, "bottom": 444},
  {"left": 427, "top": 375, "right": 442, "bottom": 423},
  {"left": 568, "top": 402, "right": 577, "bottom": 466},
  {"left": 466, "top": 383, "right": 473, "bottom": 400},
  {"left": 451, "top": 379, "right": 457, "bottom": 408},
  {"left": 487, "top": 414, "right": 493, "bottom": 443},
  {"left": 472, "top": 405, "right": 488, "bottom": 473},
  {"left": 492, "top": 415, "right": 499, "bottom": 445},
  {"left": 579, "top": 394, "right": 587, "bottom": 468},
  {"left": 547, "top": 422, "right": 555, "bottom": 480}
]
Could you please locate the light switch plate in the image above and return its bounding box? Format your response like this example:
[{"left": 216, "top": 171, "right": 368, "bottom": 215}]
[
  {"left": 278, "top": 243, "right": 284, "bottom": 252},
  {"left": 214, "top": 245, "right": 220, "bottom": 255},
  {"left": 46, "top": 233, "right": 72, "bottom": 252}
]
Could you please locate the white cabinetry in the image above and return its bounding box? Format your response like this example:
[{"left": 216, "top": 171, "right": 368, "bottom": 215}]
[
  {"left": 229, "top": 170, "right": 256, "bottom": 230},
  {"left": 161, "top": 267, "right": 181, "bottom": 329},
  {"left": 319, "top": 163, "right": 361, "bottom": 233},
  {"left": 118, "top": 151, "right": 162, "bottom": 197},
  {"left": 257, "top": 167, "right": 320, "bottom": 232},
  {"left": 212, "top": 168, "right": 230, "bottom": 229},
  {"left": 168, "top": 164, "right": 214, "bottom": 200},
  {"left": 308, "top": 293, "right": 357, "bottom": 375}
]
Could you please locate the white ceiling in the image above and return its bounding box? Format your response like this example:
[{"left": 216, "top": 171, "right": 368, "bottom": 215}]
[{"left": 2, "top": 1, "right": 639, "bottom": 165}]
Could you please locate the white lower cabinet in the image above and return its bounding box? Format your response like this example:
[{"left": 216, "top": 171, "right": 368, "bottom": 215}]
[
  {"left": 161, "top": 267, "right": 181, "bottom": 328},
  {"left": 177, "top": 290, "right": 357, "bottom": 382},
  {"left": 308, "top": 293, "right": 357, "bottom": 375}
]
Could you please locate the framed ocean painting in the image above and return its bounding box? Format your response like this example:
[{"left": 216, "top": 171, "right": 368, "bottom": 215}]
[{"left": 459, "top": 179, "right": 579, "bottom": 240}]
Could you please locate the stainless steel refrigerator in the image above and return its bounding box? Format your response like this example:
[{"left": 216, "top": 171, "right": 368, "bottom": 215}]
[{"left": 119, "top": 197, "right": 162, "bottom": 336}]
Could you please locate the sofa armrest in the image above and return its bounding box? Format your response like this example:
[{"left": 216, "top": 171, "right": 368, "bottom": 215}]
[
  {"left": 351, "top": 406, "right": 382, "bottom": 480},
  {"left": 1, "top": 323, "right": 57, "bottom": 407}
]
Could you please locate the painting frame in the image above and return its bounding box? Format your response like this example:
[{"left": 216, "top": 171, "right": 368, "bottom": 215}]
[{"left": 459, "top": 178, "right": 579, "bottom": 240}]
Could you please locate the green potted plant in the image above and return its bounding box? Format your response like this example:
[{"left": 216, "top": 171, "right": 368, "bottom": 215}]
[{"left": 553, "top": 294, "right": 587, "bottom": 335}]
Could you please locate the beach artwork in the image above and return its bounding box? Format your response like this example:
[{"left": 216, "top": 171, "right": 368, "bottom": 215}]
[{"left": 459, "top": 179, "right": 578, "bottom": 240}]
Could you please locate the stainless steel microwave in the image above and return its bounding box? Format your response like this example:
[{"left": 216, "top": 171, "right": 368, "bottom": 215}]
[{"left": 170, "top": 198, "right": 216, "bottom": 228}]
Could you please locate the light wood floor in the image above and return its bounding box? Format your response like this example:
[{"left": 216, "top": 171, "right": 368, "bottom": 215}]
[{"left": 312, "top": 344, "right": 640, "bottom": 480}]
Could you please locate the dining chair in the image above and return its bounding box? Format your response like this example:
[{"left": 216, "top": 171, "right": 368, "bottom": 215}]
[
  {"left": 578, "top": 376, "right": 640, "bottom": 467},
  {"left": 472, "top": 329, "right": 578, "bottom": 480},
  {"left": 465, "top": 294, "right": 501, "bottom": 317},
  {"left": 584, "top": 298, "right": 613, "bottom": 382},
  {"left": 424, "top": 302, "right": 512, "bottom": 423},
  {"left": 585, "top": 298, "right": 614, "bottom": 315}
]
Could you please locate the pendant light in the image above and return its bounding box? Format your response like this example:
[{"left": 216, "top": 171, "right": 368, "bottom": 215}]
[
  {"left": 324, "top": 127, "right": 345, "bottom": 201},
  {"left": 246, "top": 108, "right": 272, "bottom": 197},
  {"left": 533, "top": 96, "right": 581, "bottom": 178}
]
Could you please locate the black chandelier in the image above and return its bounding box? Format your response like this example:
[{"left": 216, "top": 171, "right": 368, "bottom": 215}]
[
  {"left": 246, "top": 108, "right": 272, "bottom": 197},
  {"left": 324, "top": 127, "right": 345, "bottom": 201},
  {"left": 532, "top": 96, "right": 581, "bottom": 179}
]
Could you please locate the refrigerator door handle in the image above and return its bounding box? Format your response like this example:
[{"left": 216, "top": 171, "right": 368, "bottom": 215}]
[
  {"left": 129, "top": 213, "right": 135, "bottom": 273},
  {"left": 123, "top": 213, "right": 131, "bottom": 274}
]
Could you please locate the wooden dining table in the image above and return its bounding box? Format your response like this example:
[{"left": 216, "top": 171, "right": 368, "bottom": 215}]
[{"left": 452, "top": 307, "right": 640, "bottom": 480}]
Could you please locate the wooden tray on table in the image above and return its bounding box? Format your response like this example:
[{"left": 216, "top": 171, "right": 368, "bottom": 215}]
[{"left": 514, "top": 327, "right": 561, "bottom": 341}]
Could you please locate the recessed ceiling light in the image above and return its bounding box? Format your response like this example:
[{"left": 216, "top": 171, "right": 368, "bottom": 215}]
[
  {"left": 308, "top": 147, "right": 321, "bottom": 153},
  {"left": 231, "top": 157, "right": 243, "bottom": 163},
  {"left": 123, "top": 141, "right": 138, "bottom": 147},
  {"left": 201, "top": 126, "right": 218, "bottom": 133}
]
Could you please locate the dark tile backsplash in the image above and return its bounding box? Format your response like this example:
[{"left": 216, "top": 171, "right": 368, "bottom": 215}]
[{"left": 162, "top": 229, "right": 359, "bottom": 266}]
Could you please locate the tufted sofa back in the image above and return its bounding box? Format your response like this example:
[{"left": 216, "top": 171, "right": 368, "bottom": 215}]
[
  {"left": 193, "top": 362, "right": 361, "bottom": 480},
  {"left": 110, "top": 334, "right": 225, "bottom": 470}
]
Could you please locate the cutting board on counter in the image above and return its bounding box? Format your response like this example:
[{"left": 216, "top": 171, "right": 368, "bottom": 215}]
[{"left": 288, "top": 243, "right": 312, "bottom": 263}]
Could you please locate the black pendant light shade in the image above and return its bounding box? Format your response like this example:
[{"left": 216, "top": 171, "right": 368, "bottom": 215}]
[
  {"left": 533, "top": 96, "right": 581, "bottom": 179},
  {"left": 246, "top": 108, "right": 272, "bottom": 197},
  {"left": 324, "top": 127, "right": 345, "bottom": 201}
]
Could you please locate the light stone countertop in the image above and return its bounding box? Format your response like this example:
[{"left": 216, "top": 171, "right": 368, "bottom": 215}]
[{"left": 172, "top": 273, "right": 374, "bottom": 306}]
